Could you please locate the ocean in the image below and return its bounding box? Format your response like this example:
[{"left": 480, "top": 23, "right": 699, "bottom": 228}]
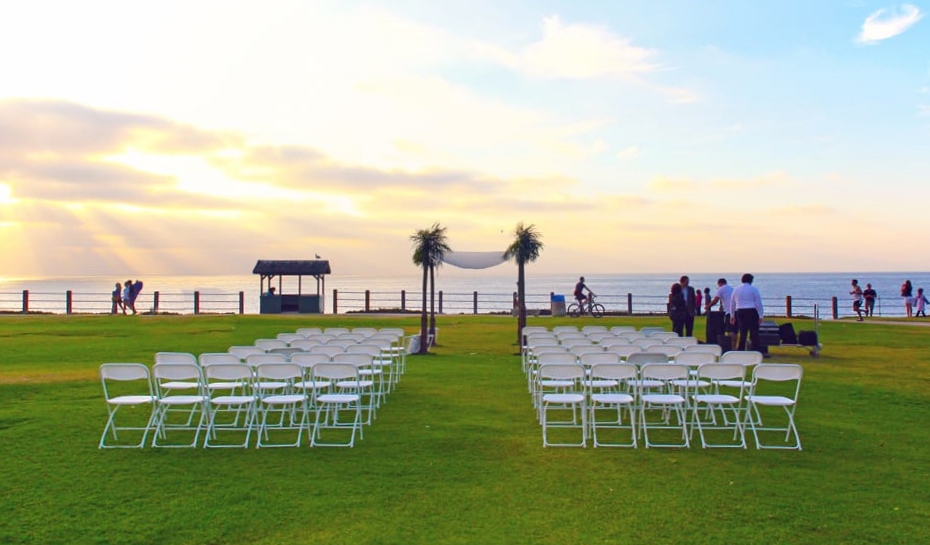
[{"left": 1, "top": 271, "right": 926, "bottom": 319}]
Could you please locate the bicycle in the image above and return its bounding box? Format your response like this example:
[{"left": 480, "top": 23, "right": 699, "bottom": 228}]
[{"left": 567, "top": 294, "right": 605, "bottom": 318}]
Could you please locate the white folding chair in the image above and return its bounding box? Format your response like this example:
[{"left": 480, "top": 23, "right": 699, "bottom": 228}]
[
  {"left": 351, "top": 327, "right": 378, "bottom": 338},
  {"left": 638, "top": 363, "right": 691, "bottom": 448},
  {"left": 664, "top": 336, "right": 699, "bottom": 348},
  {"left": 228, "top": 345, "right": 265, "bottom": 362},
  {"left": 537, "top": 363, "right": 587, "bottom": 447},
  {"left": 254, "top": 363, "right": 308, "bottom": 448},
  {"left": 332, "top": 353, "right": 378, "bottom": 424},
  {"left": 691, "top": 363, "right": 747, "bottom": 449},
  {"left": 311, "top": 363, "right": 364, "bottom": 447},
  {"left": 289, "top": 339, "right": 321, "bottom": 352},
  {"left": 683, "top": 344, "right": 722, "bottom": 359},
  {"left": 98, "top": 363, "right": 157, "bottom": 449},
  {"left": 151, "top": 363, "right": 209, "bottom": 448},
  {"left": 743, "top": 364, "right": 803, "bottom": 450},
  {"left": 588, "top": 363, "right": 637, "bottom": 448},
  {"left": 203, "top": 363, "right": 256, "bottom": 448}
]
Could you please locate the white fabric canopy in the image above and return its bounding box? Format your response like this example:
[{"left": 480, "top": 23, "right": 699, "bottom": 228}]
[{"left": 441, "top": 251, "right": 508, "bottom": 270}]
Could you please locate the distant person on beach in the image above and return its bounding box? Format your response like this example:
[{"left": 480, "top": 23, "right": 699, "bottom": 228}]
[
  {"left": 667, "top": 282, "right": 688, "bottom": 336},
  {"left": 729, "top": 273, "right": 764, "bottom": 351},
  {"left": 915, "top": 288, "right": 929, "bottom": 317},
  {"left": 702, "top": 287, "right": 711, "bottom": 312},
  {"left": 863, "top": 284, "right": 877, "bottom": 317},
  {"left": 850, "top": 279, "right": 864, "bottom": 321},
  {"left": 264, "top": 287, "right": 276, "bottom": 296},
  {"left": 111, "top": 282, "right": 123, "bottom": 314},
  {"left": 679, "top": 275, "right": 697, "bottom": 336},
  {"left": 573, "top": 277, "right": 595, "bottom": 314},
  {"left": 694, "top": 288, "right": 703, "bottom": 316},
  {"left": 122, "top": 280, "right": 133, "bottom": 315},
  {"left": 901, "top": 280, "right": 914, "bottom": 318}
]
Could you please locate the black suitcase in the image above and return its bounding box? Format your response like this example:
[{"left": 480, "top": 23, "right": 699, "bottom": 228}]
[
  {"left": 799, "top": 330, "right": 818, "bottom": 346},
  {"left": 779, "top": 323, "right": 798, "bottom": 344},
  {"left": 706, "top": 311, "right": 725, "bottom": 344},
  {"left": 717, "top": 334, "right": 733, "bottom": 353}
]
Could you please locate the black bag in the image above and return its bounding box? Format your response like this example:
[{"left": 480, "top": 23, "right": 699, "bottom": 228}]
[
  {"left": 779, "top": 323, "right": 798, "bottom": 345},
  {"left": 716, "top": 334, "right": 732, "bottom": 353},
  {"left": 798, "top": 330, "right": 818, "bottom": 346}
]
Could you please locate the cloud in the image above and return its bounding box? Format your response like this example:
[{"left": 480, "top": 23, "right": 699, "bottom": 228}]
[
  {"left": 480, "top": 15, "right": 662, "bottom": 80},
  {"left": 648, "top": 172, "right": 794, "bottom": 193},
  {"left": 856, "top": 4, "right": 923, "bottom": 44},
  {"left": 616, "top": 146, "right": 641, "bottom": 161}
]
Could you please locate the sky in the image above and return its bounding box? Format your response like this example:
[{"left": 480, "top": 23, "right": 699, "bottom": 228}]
[{"left": 0, "top": 0, "right": 928, "bottom": 278}]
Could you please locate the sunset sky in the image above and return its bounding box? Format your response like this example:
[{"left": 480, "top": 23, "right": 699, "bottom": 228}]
[{"left": 1, "top": 0, "right": 928, "bottom": 278}]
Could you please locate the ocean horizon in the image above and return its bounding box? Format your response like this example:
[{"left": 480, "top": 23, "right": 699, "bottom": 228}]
[{"left": 1, "top": 271, "right": 927, "bottom": 319}]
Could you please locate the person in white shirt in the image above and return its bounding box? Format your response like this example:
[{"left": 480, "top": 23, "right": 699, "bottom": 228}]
[{"left": 728, "top": 273, "right": 764, "bottom": 351}]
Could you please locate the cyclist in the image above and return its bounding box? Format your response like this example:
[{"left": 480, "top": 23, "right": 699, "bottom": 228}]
[{"left": 573, "top": 276, "right": 596, "bottom": 314}]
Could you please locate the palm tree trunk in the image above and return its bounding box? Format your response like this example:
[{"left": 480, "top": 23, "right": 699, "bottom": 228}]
[
  {"left": 429, "top": 263, "right": 436, "bottom": 346},
  {"left": 516, "top": 262, "right": 526, "bottom": 345},
  {"left": 419, "top": 262, "right": 429, "bottom": 354}
]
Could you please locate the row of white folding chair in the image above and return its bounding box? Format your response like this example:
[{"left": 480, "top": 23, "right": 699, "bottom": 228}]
[
  {"left": 533, "top": 360, "right": 800, "bottom": 449},
  {"left": 99, "top": 361, "right": 366, "bottom": 448}
]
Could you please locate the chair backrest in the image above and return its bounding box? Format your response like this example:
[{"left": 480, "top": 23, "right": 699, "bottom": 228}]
[
  {"left": 581, "top": 325, "right": 608, "bottom": 335},
  {"left": 604, "top": 345, "right": 643, "bottom": 360},
  {"left": 649, "top": 331, "right": 679, "bottom": 342},
  {"left": 288, "top": 339, "right": 321, "bottom": 351},
  {"left": 570, "top": 345, "right": 604, "bottom": 358},
  {"left": 585, "top": 331, "right": 614, "bottom": 343},
  {"left": 589, "top": 362, "right": 637, "bottom": 382},
  {"left": 552, "top": 326, "right": 579, "bottom": 335},
  {"left": 640, "top": 362, "right": 689, "bottom": 381},
  {"left": 522, "top": 326, "right": 549, "bottom": 337},
  {"left": 720, "top": 351, "right": 764, "bottom": 366},
  {"left": 696, "top": 363, "right": 746, "bottom": 382},
  {"left": 379, "top": 328, "right": 406, "bottom": 337},
  {"left": 345, "top": 344, "right": 382, "bottom": 358},
  {"left": 199, "top": 352, "right": 240, "bottom": 366},
  {"left": 610, "top": 326, "right": 636, "bottom": 334},
  {"left": 311, "top": 362, "right": 358, "bottom": 381},
  {"left": 228, "top": 346, "right": 265, "bottom": 360},
  {"left": 296, "top": 327, "right": 323, "bottom": 337},
  {"left": 268, "top": 347, "right": 303, "bottom": 358},
  {"left": 351, "top": 328, "right": 378, "bottom": 338},
  {"left": 154, "top": 352, "right": 197, "bottom": 365},
  {"left": 647, "top": 345, "right": 682, "bottom": 358},
  {"left": 305, "top": 334, "right": 336, "bottom": 345},
  {"left": 255, "top": 339, "right": 288, "bottom": 351},
  {"left": 538, "top": 363, "right": 585, "bottom": 381},
  {"left": 332, "top": 353, "right": 373, "bottom": 367},
  {"left": 561, "top": 338, "right": 594, "bottom": 350},
  {"left": 674, "top": 351, "right": 717, "bottom": 367},
  {"left": 153, "top": 362, "right": 203, "bottom": 382},
  {"left": 276, "top": 333, "right": 305, "bottom": 344},
  {"left": 310, "top": 345, "right": 346, "bottom": 358},
  {"left": 204, "top": 362, "right": 253, "bottom": 382},
  {"left": 753, "top": 363, "right": 803, "bottom": 383},
  {"left": 337, "top": 333, "right": 366, "bottom": 343},
  {"left": 289, "top": 352, "right": 332, "bottom": 368},
  {"left": 323, "top": 327, "right": 350, "bottom": 336},
  {"left": 100, "top": 363, "right": 151, "bottom": 383},
  {"left": 246, "top": 353, "right": 288, "bottom": 367},
  {"left": 579, "top": 352, "right": 621, "bottom": 367},
  {"left": 255, "top": 362, "right": 302, "bottom": 381},
  {"left": 537, "top": 352, "right": 578, "bottom": 366},
  {"left": 684, "top": 344, "right": 722, "bottom": 358},
  {"left": 639, "top": 327, "right": 667, "bottom": 336},
  {"left": 664, "top": 336, "right": 698, "bottom": 347},
  {"left": 626, "top": 352, "right": 669, "bottom": 366},
  {"left": 599, "top": 338, "right": 632, "bottom": 349}
]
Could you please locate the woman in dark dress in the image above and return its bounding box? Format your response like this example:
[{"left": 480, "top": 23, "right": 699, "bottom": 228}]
[{"left": 668, "top": 282, "right": 688, "bottom": 336}]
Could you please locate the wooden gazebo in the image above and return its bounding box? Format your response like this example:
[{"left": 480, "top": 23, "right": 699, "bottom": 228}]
[{"left": 252, "top": 259, "right": 331, "bottom": 314}]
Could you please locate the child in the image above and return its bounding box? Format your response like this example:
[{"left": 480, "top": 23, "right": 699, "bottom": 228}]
[{"left": 916, "top": 288, "right": 929, "bottom": 318}]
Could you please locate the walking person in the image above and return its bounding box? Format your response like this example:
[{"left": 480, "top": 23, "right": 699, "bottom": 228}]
[
  {"left": 729, "top": 273, "right": 764, "bottom": 351},
  {"left": 111, "top": 282, "right": 123, "bottom": 315},
  {"left": 679, "top": 275, "right": 697, "bottom": 336},
  {"left": 915, "top": 288, "right": 929, "bottom": 317},
  {"left": 667, "top": 282, "right": 688, "bottom": 336},
  {"left": 850, "top": 279, "right": 864, "bottom": 321},
  {"left": 901, "top": 280, "right": 914, "bottom": 318},
  {"left": 863, "top": 283, "right": 877, "bottom": 317}
]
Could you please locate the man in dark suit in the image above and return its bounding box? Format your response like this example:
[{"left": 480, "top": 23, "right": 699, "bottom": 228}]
[{"left": 679, "top": 275, "right": 697, "bottom": 336}]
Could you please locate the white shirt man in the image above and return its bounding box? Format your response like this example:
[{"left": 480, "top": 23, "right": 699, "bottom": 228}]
[{"left": 729, "top": 274, "right": 764, "bottom": 351}]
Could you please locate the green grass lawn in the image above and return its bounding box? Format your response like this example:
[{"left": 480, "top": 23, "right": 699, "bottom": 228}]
[{"left": 0, "top": 314, "right": 928, "bottom": 544}]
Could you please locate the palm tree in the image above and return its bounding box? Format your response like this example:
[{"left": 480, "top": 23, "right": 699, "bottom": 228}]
[
  {"left": 503, "top": 222, "right": 544, "bottom": 346},
  {"left": 410, "top": 223, "right": 451, "bottom": 354}
]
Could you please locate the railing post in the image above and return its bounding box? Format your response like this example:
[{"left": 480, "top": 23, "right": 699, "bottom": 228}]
[
  {"left": 22, "top": 290, "right": 28, "bottom": 314},
  {"left": 66, "top": 290, "right": 73, "bottom": 314},
  {"left": 401, "top": 290, "right": 406, "bottom": 312},
  {"left": 333, "top": 289, "right": 338, "bottom": 314},
  {"left": 627, "top": 293, "right": 633, "bottom": 315},
  {"left": 238, "top": 291, "right": 244, "bottom": 314},
  {"left": 194, "top": 291, "right": 200, "bottom": 315},
  {"left": 439, "top": 290, "right": 443, "bottom": 314},
  {"left": 831, "top": 297, "right": 838, "bottom": 320},
  {"left": 365, "top": 290, "right": 371, "bottom": 312},
  {"left": 473, "top": 291, "right": 478, "bottom": 315},
  {"left": 786, "top": 295, "right": 792, "bottom": 318},
  {"left": 153, "top": 291, "right": 160, "bottom": 314}
]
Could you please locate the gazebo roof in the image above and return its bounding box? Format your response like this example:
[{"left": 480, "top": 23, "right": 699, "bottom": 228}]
[{"left": 252, "top": 260, "right": 331, "bottom": 276}]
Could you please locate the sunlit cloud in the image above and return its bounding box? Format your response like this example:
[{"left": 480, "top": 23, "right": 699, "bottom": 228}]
[
  {"left": 616, "top": 146, "right": 641, "bottom": 161},
  {"left": 856, "top": 4, "right": 923, "bottom": 44}
]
